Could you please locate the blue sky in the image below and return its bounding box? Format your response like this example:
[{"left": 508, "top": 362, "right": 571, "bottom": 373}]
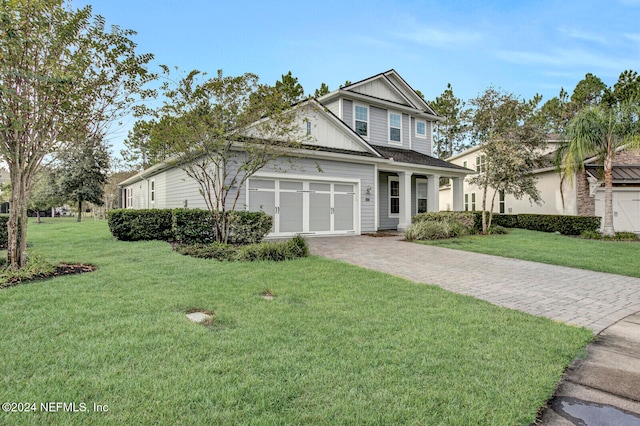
[{"left": 72, "top": 0, "right": 640, "bottom": 153}]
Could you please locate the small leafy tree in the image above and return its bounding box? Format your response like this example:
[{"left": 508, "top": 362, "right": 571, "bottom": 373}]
[
  {"left": 141, "top": 68, "right": 310, "bottom": 243},
  {"left": 0, "top": 0, "right": 154, "bottom": 268},
  {"left": 54, "top": 139, "right": 110, "bottom": 222},
  {"left": 431, "top": 83, "right": 470, "bottom": 158},
  {"left": 27, "top": 168, "right": 62, "bottom": 223},
  {"left": 467, "top": 87, "right": 547, "bottom": 234}
]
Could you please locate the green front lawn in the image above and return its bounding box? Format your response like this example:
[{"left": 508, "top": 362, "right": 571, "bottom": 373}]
[
  {"left": 0, "top": 219, "right": 592, "bottom": 424},
  {"left": 419, "top": 228, "right": 640, "bottom": 278}
]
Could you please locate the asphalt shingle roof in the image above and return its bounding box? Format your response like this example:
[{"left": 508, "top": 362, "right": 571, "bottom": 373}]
[{"left": 374, "top": 146, "right": 472, "bottom": 171}]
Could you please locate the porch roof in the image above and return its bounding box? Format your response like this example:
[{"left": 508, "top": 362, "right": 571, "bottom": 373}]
[
  {"left": 585, "top": 164, "right": 640, "bottom": 183},
  {"left": 374, "top": 146, "right": 472, "bottom": 172}
]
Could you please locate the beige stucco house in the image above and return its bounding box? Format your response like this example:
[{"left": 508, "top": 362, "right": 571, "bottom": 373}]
[{"left": 440, "top": 139, "right": 640, "bottom": 233}]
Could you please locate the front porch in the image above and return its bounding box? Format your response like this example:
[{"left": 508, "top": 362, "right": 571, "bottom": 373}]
[{"left": 378, "top": 170, "right": 465, "bottom": 231}]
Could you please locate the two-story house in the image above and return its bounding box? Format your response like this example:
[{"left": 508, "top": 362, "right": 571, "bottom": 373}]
[{"left": 118, "top": 70, "right": 472, "bottom": 237}]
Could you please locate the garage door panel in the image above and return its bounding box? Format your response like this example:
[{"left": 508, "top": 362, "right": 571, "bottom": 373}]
[
  {"left": 309, "top": 192, "right": 331, "bottom": 232},
  {"left": 334, "top": 193, "right": 354, "bottom": 231},
  {"left": 279, "top": 191, "right": 303, "bottom": 233}
]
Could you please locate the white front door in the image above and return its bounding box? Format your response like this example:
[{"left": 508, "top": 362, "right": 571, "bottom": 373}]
[{"left": 248, "top": 178, "right": 358, "bottom": 236}]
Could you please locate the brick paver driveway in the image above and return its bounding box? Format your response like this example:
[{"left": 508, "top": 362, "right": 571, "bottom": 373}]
[{"left": 308, "top": 235, "right": 640, "bottom": 333}]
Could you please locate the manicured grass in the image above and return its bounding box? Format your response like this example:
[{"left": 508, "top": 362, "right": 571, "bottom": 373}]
[
  {"left": 0, "top": 219, "right": 592, "bottom": 424},
  {"left": 419, "top": 228, "right": 640, "bottom": 278}
]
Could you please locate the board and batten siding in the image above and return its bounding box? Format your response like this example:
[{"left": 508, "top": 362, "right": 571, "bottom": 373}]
[
  {"left": 323, "top": 99, "right": 340, "bottom": 117},
  {"left": 342, "top": 99, "right": 353, "bottom": 126}
]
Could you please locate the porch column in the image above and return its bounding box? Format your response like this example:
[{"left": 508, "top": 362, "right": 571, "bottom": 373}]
[
  {"left": 452, "top": 177, "right": 464, "bottom": 211},
  {"left": 427, "top": 173, "right": 440, "bottom": 212},
  {"left": 397, "top": 171, "right": 413, "bottom": 231}
]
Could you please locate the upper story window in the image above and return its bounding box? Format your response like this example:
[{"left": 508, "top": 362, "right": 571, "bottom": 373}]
[
  {"left": 476, "top": 155, "right": 487, "bottom": 173},
  {"left": 389, "top": 112, "right": 401, "bottom": 144},
  {"left": 306, "top": 120, "right": 311, "bottom": 136},
  {"left": 415, "top": 120, "right": 426, "bottom": 138},
  {"left": 355, "top": 105, "right": 368, "bottom": 137},
  {"left": 150, "top": 180, "right": 155, "bottom": 203}
]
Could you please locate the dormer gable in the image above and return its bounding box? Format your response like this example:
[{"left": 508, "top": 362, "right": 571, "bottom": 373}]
[{"left": 317, "top": 70, "right": 439, "bottom": 119}]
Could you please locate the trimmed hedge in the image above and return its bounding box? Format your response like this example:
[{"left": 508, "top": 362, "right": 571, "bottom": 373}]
[
  {"left": 107, "top": 209, "right": 174, "bottom": 241},
  {"left": 108, "top": 208, "right": 273, "bottom": 245},
  {"left": 471, "top": 212, "right": 519, "bottom": 230},
  {"left": 172, "top": 209, "right": 272, "bottom": 245},
  {"left": 413, "top": 211, "right": 476, "bottom": 230},
  {"left": 517, "top": 214, "right": 601, "bottom": 235}
]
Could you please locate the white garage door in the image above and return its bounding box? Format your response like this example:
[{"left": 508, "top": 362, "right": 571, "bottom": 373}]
[
  {"left": 247, "top": 178, "right": 358, "bottom": 236},
  {"left": 595, "top": 190, "right": 640, "bottom": 233}
]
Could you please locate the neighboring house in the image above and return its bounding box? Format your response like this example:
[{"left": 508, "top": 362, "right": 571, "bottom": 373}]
[
  {"left": 118, "top": 70, "right": 472, "bottom": 237},
  {"left": 440, "top": 138, "right": 640, "bottom": 233}
]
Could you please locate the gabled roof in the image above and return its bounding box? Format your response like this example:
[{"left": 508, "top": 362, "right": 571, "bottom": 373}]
[{"left": 317, "top": 69, "right": 440, "bottom": 120}]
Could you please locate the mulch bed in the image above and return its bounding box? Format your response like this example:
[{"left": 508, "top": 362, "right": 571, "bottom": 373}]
[{"left": 0, "top": 263, "right": 97, "bottom": 289}]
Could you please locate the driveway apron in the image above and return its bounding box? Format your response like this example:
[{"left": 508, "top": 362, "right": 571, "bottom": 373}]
[{"left": 308, "top": 235, "right": 640, "bottom": 334}]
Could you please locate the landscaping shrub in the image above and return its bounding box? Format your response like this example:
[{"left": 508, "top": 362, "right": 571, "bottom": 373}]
[
  {"left": 175, "top": 243, "right": 235, "bottom": 260},
  {"left": 608, "top": 232, "right": 639, "bottom": 241},
  {"left": 176, "top": 235, "right": 309, "bottom": 262},
  {"left": 471, "top": 212, "right": 519, "bottom": 231},
  {"left": 487, "top": 225, "right": 508, "bottom": 235},
  {"left": 172, "top": 209, "right": 218, "bottom": 244},
  {"left": 517, "top": 214, "right": 601, "bottom": 235},
  {"left": 107, "top": 209, "right": 174, "bottom": 241},
  {"left": 581, "top": 230, "right": 639, "bottom": 241},
  {"left": 228, "top": 211, "right": 273, "bottom": 245},
  {"left": 172, "top": 209, "right": 272, "bottom": 245},
  {"left": 0, "top": 216, "right": 8, "bottom": 248},
  {"left": 413, "top": 211, "right": 475, "bottom": 230},
  {"left": 404, "top": 220, "right": 452, "bottom": 241}
]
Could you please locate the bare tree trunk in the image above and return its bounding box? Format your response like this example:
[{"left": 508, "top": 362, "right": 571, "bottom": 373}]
[
  {"left": 481, "top": 182, "right": 489, "bottom": 235},
  {"left": 8, "top": 166, "right": 27, "bottom": 269},
  {"left": 77, "top": 200, "right": 83, "bottom": 222},
  {"left": 488, "top": 189, "right": 499, "bottom": 231},
  {"left": 603, "top": 154, "right": 615, "bottom": 236},
  {"left": 36, "top": 210, "right": 41, "bottom": 224}
]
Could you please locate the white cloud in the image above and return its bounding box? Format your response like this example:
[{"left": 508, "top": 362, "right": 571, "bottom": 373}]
[
  {"left": 395, "top": 24, "right": 483, "bottom": 49},
  {"left": 559, "top": 28, "right": 607, "bottom": 45},
  {"left": 496, "top": 48, "right": 638, "bottom": 75},
  {"left": 625, "top": 33, "right": 640, "bottom": 43}
]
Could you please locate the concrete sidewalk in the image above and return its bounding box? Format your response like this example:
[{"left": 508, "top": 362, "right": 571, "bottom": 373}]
[{"left": 308, "top": 235, "right": 640, "bottom": 425}]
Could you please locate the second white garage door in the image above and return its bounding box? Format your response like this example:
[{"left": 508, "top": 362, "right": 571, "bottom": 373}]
[
  {"left": 595, "top": 189, "right": 640, "bottom": 233},
  {"left": 247, "top": 178, "right": 358, "bottom": 236}
]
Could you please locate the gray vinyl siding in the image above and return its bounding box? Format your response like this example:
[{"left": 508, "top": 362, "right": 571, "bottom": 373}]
[
  {"left": 411, "top": 119, "right": 433, "bottom": 156},
  {"left": 369, "top": 106, "right": 387, "bottom": 146},
  {"left": 378, "top": 172, "right": 398, "bottom": 230},
  {"left": 402, "top": 114, "right": 410, "bottom": 149},
  {"left": 342, "top": 99, "right": 353, "bottom": 125}
]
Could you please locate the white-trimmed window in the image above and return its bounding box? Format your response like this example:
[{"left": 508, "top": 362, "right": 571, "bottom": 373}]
[
  {"left": 355, "top": 104, "right": 368, "bottom": 137},
  {"left": 306, "top": 120, "right": 311, "bottom": 136},
  {"left": 389, "top": 112, "right": 401, "bottom": 144},
  {"left": 471, "top": 193, "right": 476, "bottom": 211},
  {"left": 499, "top": 190, "right": 505, "bottom": 214},
  {"left": 416, "top": 178, "right": 428, "bottom": 213},
  {"left": 464, "top": 194, "right": 469, "bottom": 211},
  {"left": 126, "top": 188, "right": 133, "bottom": 208},
  {"left": 415, "top": 119, "right": 427, "bottom": 138},
  {"left": 150, "top": 180, "right": 155, "bottom": 203},
  {"left": 463, "top": 160, "right": 468, "bottom": 169},
  {"left": 476, "top": 155, "right": 486, "bottom": 173},
  {"left": 388, "top": 176, "right": 399, "bottom": 217}
]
